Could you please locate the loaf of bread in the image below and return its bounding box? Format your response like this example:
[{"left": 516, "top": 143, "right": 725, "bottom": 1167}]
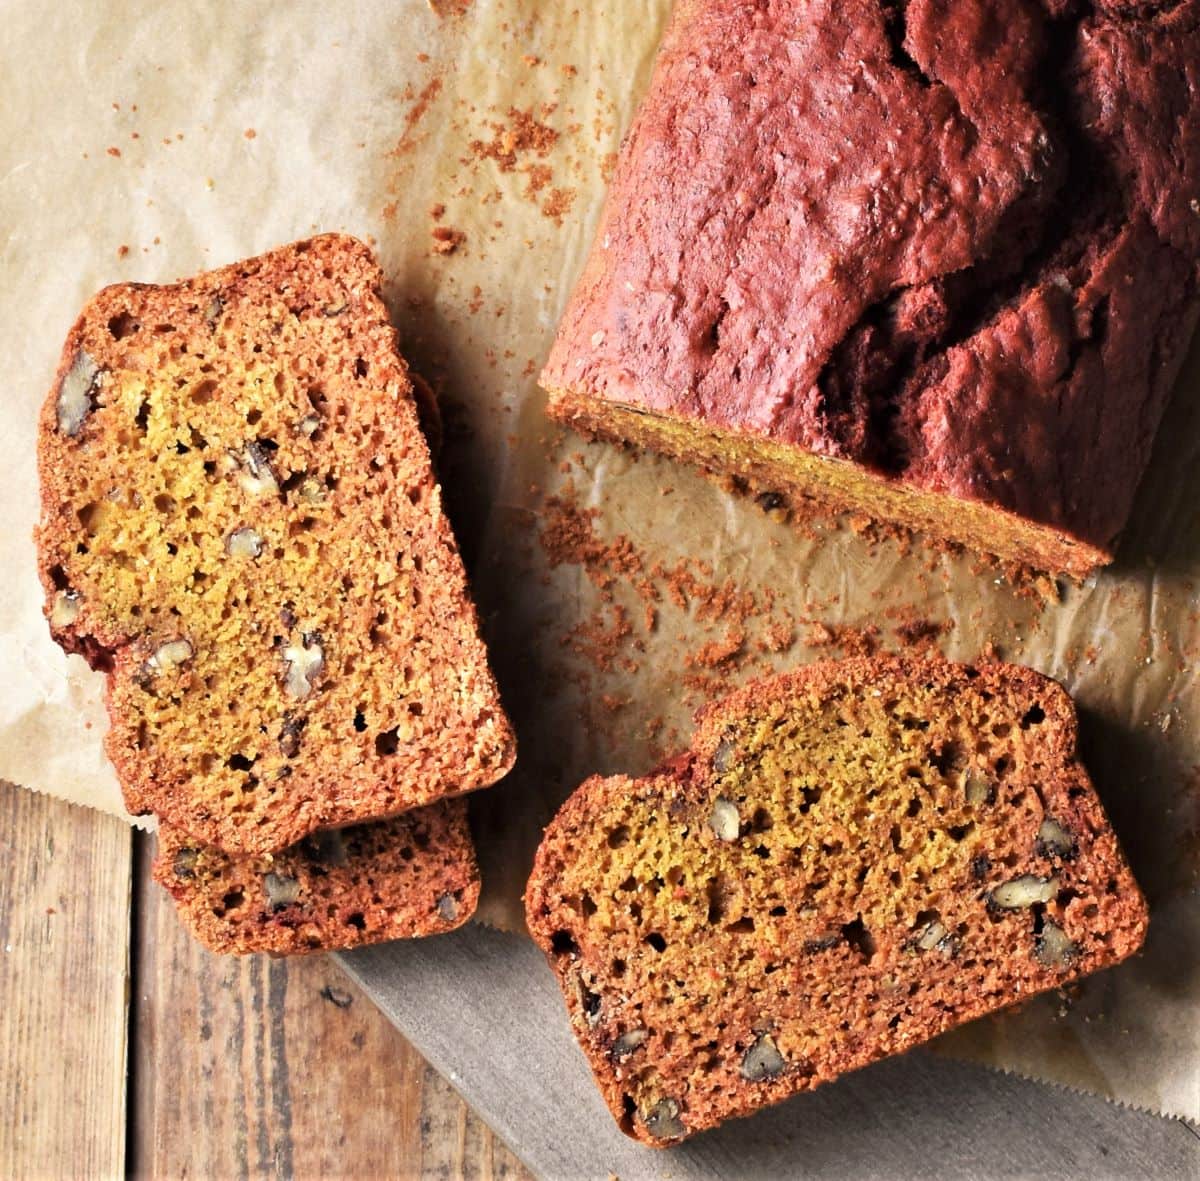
[
  {"left": 542, "top": 0, "right": 1200, "bottom": 576},
  {"left": 36, "top": 234, "right": 515, "bottom": 855},
  {"left": 154, "top": 800, "right": 479, "bottom": 956},
  {"left": 526, "top": 657, "right": 1148, "bottom": 1145}
]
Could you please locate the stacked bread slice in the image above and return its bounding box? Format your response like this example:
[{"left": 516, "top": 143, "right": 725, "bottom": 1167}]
[{"left": 37, "top": 234, "right": 514, "bottom": 953}]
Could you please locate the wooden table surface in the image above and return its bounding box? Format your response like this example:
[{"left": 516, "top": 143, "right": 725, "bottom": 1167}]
[{"left": 0, "top": 783, "right": 534, "bottom": 1180}]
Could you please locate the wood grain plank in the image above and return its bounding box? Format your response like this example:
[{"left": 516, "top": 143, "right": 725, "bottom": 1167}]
[
  {"left": 130, "top": 833, "right": 533, "bottom": 1180},
  {"left": 0, "top": 783, "right": 132, "bottom": 1181}
]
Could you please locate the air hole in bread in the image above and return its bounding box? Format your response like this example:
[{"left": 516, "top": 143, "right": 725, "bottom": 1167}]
[{"left": 108, "top": 312, "right": 139, "bottom": 339}]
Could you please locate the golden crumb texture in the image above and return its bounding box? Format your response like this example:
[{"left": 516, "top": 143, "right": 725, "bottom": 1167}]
[
  {"left": 154, "top": 800, "right": 479, "bottom": 956},
  {"left": 37, "top": 234, "right": 515, "bottom": 856},
  {"left": 526, "top": 656, "right": 1148, "bottom": 1146}
]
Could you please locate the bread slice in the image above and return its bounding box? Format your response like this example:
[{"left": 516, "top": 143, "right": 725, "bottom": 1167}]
[
  {"left": 154, "top": 800, "right": 478, "bottom": 955},
  {"left": 36, "top": 234, "right": 515, "bottom": 855},
  {"left": 542, "top": 1, "right": 1200, "bottom": 577},
  {"left": 526, "top": 657, "right": 1148, "bottom": 1145}
]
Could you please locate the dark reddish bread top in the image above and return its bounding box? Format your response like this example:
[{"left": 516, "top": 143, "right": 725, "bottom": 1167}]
[
  {"left": 543, "top": 0, "right": 1200, "bottom": 559},
  {"left": 526, "top": 656, "right": 1148, "bottom": 1145}
]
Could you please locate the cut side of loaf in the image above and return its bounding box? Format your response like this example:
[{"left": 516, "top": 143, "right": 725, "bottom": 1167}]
[
  {"left": 542, "top": 0, "right": 1200, "bottom": 577},
  {"left": 154, "top": 800, "right": 478, "bottom": 955},
  {"left": 37, "top": 234, "right": 515, "bottom": 855},
  {"left": 526, "top": 657, "right": 1148, "bottom": 1145}
]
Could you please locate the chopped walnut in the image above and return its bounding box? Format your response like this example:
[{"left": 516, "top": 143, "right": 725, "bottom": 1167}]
[
  {"left": 49, "top": 589, "right": 82, "bottom": 629},
  {"left": 147, "top": 638, "right": 194, "bottom": 674},
  {"left": 56, "top": 351, "right": 101, "bottom": 436},
  {"left": 708, "top": 796, "right": 740, "bottom": 841},
  {"left": 740, "top": 1034, "right": 786, "bottom": 1081},
  {"left": 225, "top": 526, "right": 263, "bottom": 558},
  {"left": 989, "top": 874, "right": 1059, "bottom": 909},
  {"left": 264, "top": 872, "right": 301, "bottom": 911},
  {"left": 1035, "top": 918, "right": 1078, "bottom": 967},
  {"left": 642, "top": 1097, "right": 684, "bottom": 1140},
  {"left": 282, "top": 634, "right": 324, "bottom": 699},
  {"left": 612, "top": 1028, "right": 648, "bottom": 1059}
]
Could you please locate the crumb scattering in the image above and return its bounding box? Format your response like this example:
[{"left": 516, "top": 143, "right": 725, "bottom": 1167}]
[
  {"left": 541, "top": 186, "right": 576, "bottom": 224},
  {"left": 431, "top": 225, "right": 466, "bottom": 255},
  {"left": 469, "top": 107, "right": 559, "bottom": 172}
]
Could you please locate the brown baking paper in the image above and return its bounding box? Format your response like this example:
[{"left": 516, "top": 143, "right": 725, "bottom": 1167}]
[{"left": 2, "top": 0, "right": 1196, "bottom": 1124}]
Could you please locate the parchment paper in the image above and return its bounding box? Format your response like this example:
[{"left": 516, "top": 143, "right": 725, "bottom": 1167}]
[{"left": 2, "top": 0, "right": 1197, "bottom": 1128}]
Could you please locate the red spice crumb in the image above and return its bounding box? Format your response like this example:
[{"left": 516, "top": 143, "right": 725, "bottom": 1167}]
[
  {"left": 244, "top": 128, "right": 257, "bottom": 139},
  {"left": 116, "top": 244, "right": 130, "bottom": 259},
  {"left": 537, "top": 482, "right": 828, "bottom": 719},
  {"left": 563, "top": 603, "right": 639, "bottom": 674},
  {"left": 388, "top": 77, "right": 444, "bottom": 159},
  {"left": 429, "top": 202, "right": 446, "bottom": 219},
  {"left": 894, "top": 618, "right": 952, "bottom": 649},
  {"left": 540, "top": 495, "right": 647, "bottom": 597},
  {"left": 808, "top": 622, "right": 880, "bottom": 658},
  {"left": 524, "top": 163, "right": 553, "bottom": 196},
  {"left": 107, "top": 146, "right": 121, "bottom": 157},
  {"left": 469, "top": 107, "right": 558, "bottom": 172},
  {"left": 686, "top": 627, "right": 747, "bottom": 670},
  {"left": 430, "top": 225, "right": 466, "bottom": 255},
  {"left": 542, "top": 187, "right": 576, "bottom": 223},
  {"left": 758, "top": 619, "right": 796, "bottom": 654}
]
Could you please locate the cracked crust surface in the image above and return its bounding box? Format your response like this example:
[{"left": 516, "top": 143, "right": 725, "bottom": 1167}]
[
  {"left": 543, "top": 0, "right": 1200, "bottom": 576},
  {"left": 36, "top": 234, "right": 515, "bottom": 855},
  {"left": 154, "top": 799, "right": 479, "bottom": 955},
  {"left": 526, "top": 656, "right": 1148, "bottom": 1145}
]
